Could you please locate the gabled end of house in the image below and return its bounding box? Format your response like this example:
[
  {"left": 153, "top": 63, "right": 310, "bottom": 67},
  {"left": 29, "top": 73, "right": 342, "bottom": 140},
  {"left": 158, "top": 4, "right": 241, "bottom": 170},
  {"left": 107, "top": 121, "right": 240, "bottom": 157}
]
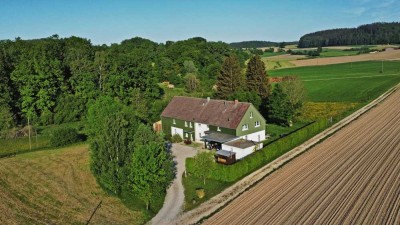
[{"left": 160, "top": 96, "right": 267, "bottom": 163}]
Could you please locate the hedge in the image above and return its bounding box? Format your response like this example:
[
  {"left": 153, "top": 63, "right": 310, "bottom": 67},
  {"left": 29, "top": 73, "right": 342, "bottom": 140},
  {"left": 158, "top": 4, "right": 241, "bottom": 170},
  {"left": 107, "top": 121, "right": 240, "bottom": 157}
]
[
  {"left": 49, "top": 127, "right": 80, "bottom": 147},
  {"left": 186, "top": 119, "right": 329, "bottom": 182}
]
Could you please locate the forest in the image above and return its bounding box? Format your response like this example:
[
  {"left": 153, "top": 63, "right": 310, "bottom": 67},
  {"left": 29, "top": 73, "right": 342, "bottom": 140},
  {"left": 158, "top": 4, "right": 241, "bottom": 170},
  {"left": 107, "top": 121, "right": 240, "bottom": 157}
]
[
  {"left": 298, "top": 22, "right": 400, "bottom": 48},
  {"left": 0, "top": 35, "right": 250, "bottom": 129},
  {"left": 230, "top": 40, "right": 298, "bottom": 48}
]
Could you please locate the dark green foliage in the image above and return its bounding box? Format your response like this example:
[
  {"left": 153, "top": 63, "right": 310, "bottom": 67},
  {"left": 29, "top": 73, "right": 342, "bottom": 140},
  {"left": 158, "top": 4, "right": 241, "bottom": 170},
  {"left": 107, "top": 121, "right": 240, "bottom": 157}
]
[
  {"left": 49, "top": 127, "right": 80, "bottom": 147},
  {"left": 187, "top": 120, "right": 329, "bottom": 182},
  {"left": 0, "top": 104, "right": 15, "bottom": 138},
  {"left": 245, "top": 55, "right": 271, "bottom": 100},
  {"left": 171, "top": 134, "right": 183, "bottom": 143},
  {"left": 298, "top": 22, "right": 400, "bottom": 48},
  {"left": 215, "top": 55, "right": 244, "bottom": 99},
  {"left": 267, "top": 84, "right": 293, "bottom": 126},
  {"left": 249, "top": 48, "right": 264, "bottom": 55},
  {"left": 227, "top": 91, "right": 262, "bottom": 109},
  {"left": 90, "top": 111, "right": 138, "bottom": 194},
  {"left": 229, "top": 41, "right": 298, "bottom": 48},
  {"left": 54, "top": 94, "right": 87, "bottom": 124},
  {"left": 130, "top": 125, "right": 175, "bottom": 210},
  {"left": 184, "top": 73, "right": 200, "bottom": 93}
]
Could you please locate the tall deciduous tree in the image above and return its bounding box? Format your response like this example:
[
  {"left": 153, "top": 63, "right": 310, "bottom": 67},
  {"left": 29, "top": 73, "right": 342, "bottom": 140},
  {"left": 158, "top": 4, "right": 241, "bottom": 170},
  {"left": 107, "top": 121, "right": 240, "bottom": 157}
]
[
  {"left": 216, "top": 55, "right": 244, "bottom": 99},
  {"left": 184, "top": 73, "right": 200, "bottom": 93},
  {"left": 267, "top": 84, "right": 293, "bottom": 126},
  {"left": 245, "top": 55, "right": 271, "bottom": 100},
  {"left": 191, "top": 151, "right": 215, "bottom": 184},
  {"left": 280, "top": 76, "right": 307, "bottom": 117},
  {"left": 130, "top": 124, "right": 175, "bottom": 210}
]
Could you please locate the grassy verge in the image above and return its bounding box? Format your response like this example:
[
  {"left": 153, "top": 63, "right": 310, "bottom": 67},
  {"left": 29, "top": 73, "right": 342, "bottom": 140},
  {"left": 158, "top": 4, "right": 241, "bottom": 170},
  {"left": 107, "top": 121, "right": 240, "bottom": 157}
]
[
  {"left": 183, "top": 175, "right": 232, "bottom": 211},
  {"left": 0, "top": 136, "right": 50, "bottom": 157}
]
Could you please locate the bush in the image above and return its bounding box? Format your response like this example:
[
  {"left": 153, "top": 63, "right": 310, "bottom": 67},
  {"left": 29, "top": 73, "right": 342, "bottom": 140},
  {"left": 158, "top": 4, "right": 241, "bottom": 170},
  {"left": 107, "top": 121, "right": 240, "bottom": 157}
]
[
  {"left": 184, "top": 139, "right": 192, "bottom": 145},
  {"left": 49, "top": 127, "right": 80, "bottom": 147},
  {"left": 171, "top": 134, "right": 183, "bottom": 143},
  {"left": 189, "top": 119, "right": 329, "bottom": 182}
]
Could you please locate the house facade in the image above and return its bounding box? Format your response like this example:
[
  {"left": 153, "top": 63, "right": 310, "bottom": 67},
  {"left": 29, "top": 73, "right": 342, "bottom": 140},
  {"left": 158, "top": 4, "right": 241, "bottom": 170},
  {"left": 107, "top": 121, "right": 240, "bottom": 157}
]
[{"left": 161, "top": 96, "right": 267, "bottom": 160}]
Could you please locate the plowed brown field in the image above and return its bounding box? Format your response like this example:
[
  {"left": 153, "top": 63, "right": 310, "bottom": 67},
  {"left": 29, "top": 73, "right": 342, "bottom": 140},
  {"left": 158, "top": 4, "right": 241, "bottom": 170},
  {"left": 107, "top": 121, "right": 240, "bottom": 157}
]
[{"left": 203, "top": 89, "right": 400, "bottom": 225}]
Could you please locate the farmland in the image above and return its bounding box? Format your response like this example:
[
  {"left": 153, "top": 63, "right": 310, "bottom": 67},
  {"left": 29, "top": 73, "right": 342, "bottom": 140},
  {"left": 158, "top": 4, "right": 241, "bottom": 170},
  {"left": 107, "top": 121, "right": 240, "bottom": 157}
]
[
  {"left": 203, "top": 79, "right": 400, "bottom": 225},
  {"left": 0, "top": 145, "right": 145, "bottom": 225},
  {"left": 269, "top": 61, "right": 400, "bottom": 102}
]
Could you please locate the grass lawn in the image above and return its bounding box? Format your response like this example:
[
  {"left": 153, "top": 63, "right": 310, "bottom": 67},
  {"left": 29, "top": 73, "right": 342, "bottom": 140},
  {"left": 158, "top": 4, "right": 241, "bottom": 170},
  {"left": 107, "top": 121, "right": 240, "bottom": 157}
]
[
  {"left": 319, "top": 49, "right": 359, "bottom": 57},
  {"left": 0, "top": 136, "right": 50, "bottom": 156},
  {"left": 261, "top": 51, "right": 286, "bottom": 57},
  {"left": 0, "top": 144, "right": 146, "bottom": 224},
  {"left": 261, "top": 57, "right": 297, "bottom": 70},
  {"left": 269, "top": 61, "right": 400, "bottom": 102},
  {"left": 266, "top": 121, "right": 311, "bottom": 141},
  {"left": 183, "top": 175, "right": 232, "bottom": 211}
]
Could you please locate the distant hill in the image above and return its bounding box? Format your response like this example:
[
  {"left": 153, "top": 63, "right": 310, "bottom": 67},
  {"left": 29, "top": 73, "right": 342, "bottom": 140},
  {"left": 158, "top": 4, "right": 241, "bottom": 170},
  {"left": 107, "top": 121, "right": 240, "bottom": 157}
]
[
  {"left": 298, "top": 22, "right": 400, "bottom": 48},
  {"left": 229, "top": 41, "right": 297, "bottom": 48}
]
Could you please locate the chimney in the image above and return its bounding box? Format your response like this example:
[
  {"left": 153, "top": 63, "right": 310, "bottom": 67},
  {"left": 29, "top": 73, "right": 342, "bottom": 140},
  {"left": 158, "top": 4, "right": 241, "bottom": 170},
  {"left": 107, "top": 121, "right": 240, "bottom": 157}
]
[{"left": 234, "top": 99, "right": 239, "bottom": 105}]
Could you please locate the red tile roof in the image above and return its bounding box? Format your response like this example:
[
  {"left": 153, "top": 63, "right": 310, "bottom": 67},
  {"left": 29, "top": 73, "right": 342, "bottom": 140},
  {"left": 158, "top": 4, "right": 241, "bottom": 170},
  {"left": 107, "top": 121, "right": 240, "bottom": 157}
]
[{"left": 161, "top": 96, "right": 250, "bottom": 129}]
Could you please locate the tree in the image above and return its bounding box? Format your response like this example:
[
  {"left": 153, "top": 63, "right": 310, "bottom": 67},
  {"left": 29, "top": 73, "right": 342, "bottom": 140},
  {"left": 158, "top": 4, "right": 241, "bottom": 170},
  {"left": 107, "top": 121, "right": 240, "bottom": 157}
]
[
  {"left": 267, "top": 84, "right": 293, "bottom": 126},
  {"left": 0, "top": 104, "right": 14, "bottom": 137},
  {"left": 90, "top": 111, "right": 138, "bottom": 194},
  {"left": 184, "top": 73, "right": 200, "bottom": 93},
  {"left": 183, "top": 60, "right": 198, "bottom": 74},
  {"left": 245, "top": 55, "right": 271, "bottom": 100},
  {"left": 228, "top": 91, "right": 262, "bottom": 109},
  {"left": 130, "top": 125, "right": 175, "bottom": 210},
  {"left": 191, "top": 151, "right": 215, "bottom": 184},
  {"left": 280, "top": 76, "right": 307, "bottom": 118},
  {"left": 215, "top": 55, "right": 244, "bottom": 99}
]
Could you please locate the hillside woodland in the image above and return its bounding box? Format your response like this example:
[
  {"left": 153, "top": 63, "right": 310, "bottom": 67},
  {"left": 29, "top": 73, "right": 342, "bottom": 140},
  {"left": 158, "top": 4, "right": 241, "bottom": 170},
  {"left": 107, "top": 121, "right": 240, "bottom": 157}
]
[{"left": 298, "top": 22, "right": 400, "bottom": 48}]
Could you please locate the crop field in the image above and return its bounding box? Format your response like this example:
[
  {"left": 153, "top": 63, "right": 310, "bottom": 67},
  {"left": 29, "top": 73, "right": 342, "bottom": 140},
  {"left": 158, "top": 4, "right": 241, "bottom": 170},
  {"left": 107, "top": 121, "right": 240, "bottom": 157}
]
[
  {"left": 203, "top": 83, "right": 400, "bottom": 225},
  {"left": 269, "top": 61, "right": 400, "bottom": 102},
  {"left": 0, "top": 145, "right": 144, "bottom": 225},
  {"left": 290, "top": 49, "right": 400, "bottom": 67}
]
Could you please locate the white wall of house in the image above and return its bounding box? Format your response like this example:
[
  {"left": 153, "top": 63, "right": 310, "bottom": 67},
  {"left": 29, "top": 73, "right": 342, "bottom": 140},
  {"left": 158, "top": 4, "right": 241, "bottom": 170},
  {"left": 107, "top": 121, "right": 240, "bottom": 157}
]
[
  {"left": 221, "top": 145, "right": 254, "bottom": 160},
  {"left": 171, "top": 126, "right": 183, "bottom": 138},
  {"left": 240, "top": 130, "right": 265, "bottom": 143},
  {"left": 194, "top": 122, "right": 209, "bottom": 142}
]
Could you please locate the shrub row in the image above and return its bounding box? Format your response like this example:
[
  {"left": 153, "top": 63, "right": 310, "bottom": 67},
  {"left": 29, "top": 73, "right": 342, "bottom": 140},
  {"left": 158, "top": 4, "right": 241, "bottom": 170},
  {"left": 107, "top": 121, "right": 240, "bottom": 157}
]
[
  {"left": 187, "top": 119, "right": 329, "bottom": 182},
  {"left": 49, "top": 127, "right": 80, "bottom": 147}
]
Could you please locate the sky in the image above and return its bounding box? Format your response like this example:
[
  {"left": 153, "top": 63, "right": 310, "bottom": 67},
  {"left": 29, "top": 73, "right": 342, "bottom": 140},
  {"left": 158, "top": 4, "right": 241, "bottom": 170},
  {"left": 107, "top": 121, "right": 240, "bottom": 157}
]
[{"left": 0, "top": 0, "right": 399, "bottom": 45}]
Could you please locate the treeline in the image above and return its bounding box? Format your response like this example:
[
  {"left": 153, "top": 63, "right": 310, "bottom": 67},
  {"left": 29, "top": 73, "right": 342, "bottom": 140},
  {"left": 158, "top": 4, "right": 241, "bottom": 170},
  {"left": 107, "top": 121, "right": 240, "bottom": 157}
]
[
  {"left": 298, "top": 22, "right": 400, "bottom": 48},
  {"left": 0, "top": 35, "right": 248, "bottom": 129},
  {"left": 230, "top": 40, "right": 297, "bottom": 48}
]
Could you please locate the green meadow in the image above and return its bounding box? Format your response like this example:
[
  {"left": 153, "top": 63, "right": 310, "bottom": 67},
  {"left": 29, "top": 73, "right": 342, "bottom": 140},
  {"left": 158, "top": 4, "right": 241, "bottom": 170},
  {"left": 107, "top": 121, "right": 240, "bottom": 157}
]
[{"left": 269, "top": 61, "right": 400, "bottom": 102}]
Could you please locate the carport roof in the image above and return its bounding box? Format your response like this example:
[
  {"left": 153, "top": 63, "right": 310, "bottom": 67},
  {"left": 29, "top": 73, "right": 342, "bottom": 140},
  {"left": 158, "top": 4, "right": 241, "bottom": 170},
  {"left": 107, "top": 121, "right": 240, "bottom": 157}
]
[{"left": 201, "top": 131, "right": 238, "bottom": 143}]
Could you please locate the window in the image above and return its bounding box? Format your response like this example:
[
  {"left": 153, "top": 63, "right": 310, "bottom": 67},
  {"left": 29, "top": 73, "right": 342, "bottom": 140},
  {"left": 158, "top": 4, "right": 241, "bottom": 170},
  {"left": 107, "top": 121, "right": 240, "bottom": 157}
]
[
  {"left": 245, "top": 135, "right": 248, "bottom": 140},
  {"left": 217, "top": 127, "right": 221, "bottom": 131},
  {"left": 189, "top": 122, "right": 192, "bottom": 128},
  {"left": 185, "top": 133, "right": 188, "bottom": 138},
  {"left": 198, "top": 123, "right": 201, "bottom": 127},
  {"left": 173, "top": 119, "right": 176, "bottom": 124},
  {"left": 185, "top": 121, "right": 188, "bottom": 127},
  {"left": 255, "top": 121, "right": 260, "bottom": 127},
  {"left": 250, "top": 112, "right": 253, "bottom": 118},
  {"left": 242, "top": 124, "right": 249, "bottom": 131}
]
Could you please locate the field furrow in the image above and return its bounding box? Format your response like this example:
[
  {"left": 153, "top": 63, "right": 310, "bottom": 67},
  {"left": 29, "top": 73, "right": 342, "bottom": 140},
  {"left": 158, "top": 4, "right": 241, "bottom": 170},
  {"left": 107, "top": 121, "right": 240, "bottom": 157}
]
[{"left": 203, "top": 89, "right": 400, "bottom": 225}]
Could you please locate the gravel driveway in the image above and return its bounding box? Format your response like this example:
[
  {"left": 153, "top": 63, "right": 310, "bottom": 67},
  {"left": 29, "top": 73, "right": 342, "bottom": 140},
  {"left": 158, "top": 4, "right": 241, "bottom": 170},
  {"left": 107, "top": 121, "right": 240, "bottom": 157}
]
[{"left": 149, "top": 143, "right": 197, "bottom": 225}]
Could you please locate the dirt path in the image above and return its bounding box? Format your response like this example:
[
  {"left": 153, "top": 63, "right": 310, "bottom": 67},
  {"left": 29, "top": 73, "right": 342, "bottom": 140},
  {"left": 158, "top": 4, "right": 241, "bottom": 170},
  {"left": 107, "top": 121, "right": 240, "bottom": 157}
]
[
  {"left": 149, "top": 144, "right": 197, "bottom": 225},
  {"left": 203, "top": 87, "right": 400, "bottom": 224}
]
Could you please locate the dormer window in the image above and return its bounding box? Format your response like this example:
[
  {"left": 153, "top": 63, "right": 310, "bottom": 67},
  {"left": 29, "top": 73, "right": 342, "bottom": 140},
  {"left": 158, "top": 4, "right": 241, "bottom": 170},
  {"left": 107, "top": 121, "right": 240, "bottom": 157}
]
[
  {"left": 255, "top": 121, "right": 260, "bottom": 127},
  {"left": 250, "top": 112, "right": 253, "bottom": 119},
  {"left": 242, "top": 124, "right": 249, "bottom": 131}
]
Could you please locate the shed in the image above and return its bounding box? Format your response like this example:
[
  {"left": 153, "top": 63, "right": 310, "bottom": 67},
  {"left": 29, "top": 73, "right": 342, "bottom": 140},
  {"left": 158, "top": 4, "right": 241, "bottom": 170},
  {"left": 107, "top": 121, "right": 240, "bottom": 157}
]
[{"left": 222, "top": 139, "right": 262, "bottom": 160}]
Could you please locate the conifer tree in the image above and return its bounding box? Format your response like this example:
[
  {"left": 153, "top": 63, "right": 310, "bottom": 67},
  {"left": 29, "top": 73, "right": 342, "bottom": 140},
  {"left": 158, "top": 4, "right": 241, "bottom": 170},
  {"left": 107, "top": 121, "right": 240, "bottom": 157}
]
[
  {"left": 245, "top": 55, "right": 271, "bottom": 99},
  {"left": 215, "top": 55, "right": 244, "bottom": 99}
]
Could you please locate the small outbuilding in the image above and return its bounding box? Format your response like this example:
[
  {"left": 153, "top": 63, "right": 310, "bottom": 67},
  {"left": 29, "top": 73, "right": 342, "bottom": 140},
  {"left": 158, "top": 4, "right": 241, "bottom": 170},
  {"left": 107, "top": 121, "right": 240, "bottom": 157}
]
[
  {"left": 222, "top": 139, "right": 262, "bottom": 160},
  {"left": 215, "top": 150, "right": 236, "bottom": 165}
]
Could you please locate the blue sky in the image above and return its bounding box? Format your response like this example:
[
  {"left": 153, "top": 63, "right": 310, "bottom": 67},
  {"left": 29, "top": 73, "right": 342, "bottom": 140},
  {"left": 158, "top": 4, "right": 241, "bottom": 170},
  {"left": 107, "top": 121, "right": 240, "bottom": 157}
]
[{"left": 0, "top": 0, "right": 399, "bottom": 45}]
